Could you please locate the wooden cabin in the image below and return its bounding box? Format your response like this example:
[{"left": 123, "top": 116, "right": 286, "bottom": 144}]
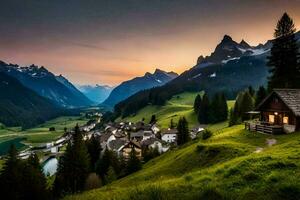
[{"left": 246, "top": 89, "right": 300, "bottom": 134}]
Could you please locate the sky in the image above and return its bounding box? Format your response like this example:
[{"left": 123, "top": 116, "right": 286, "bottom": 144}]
[{"left": 0, "top": 0, "right": 300, "bottom": 86}]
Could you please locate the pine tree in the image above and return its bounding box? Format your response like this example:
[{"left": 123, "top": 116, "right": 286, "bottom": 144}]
[
  {"left": 219, "top": 93, "right": 228, "bottom": 121},
  {"left": 198, "top": 93, "right": 210, "bottom": 124},
  {"left": 126, "top": 147, "right": 142, "bottom": 175},
  {"left": 54, "top": 124, "right": 90, "bottom": 196},
  {"left": 267, "top": 13, "right": 300, "bottom": 90},
  {"left": 105, "top": 166, "right": 117, "bottom": 184},
  {"left": 96, "top": 147, "right": 111, "bottom": 180},
  {"left": 0, "top": 145, "right": 23, "bottom": 199},
  {"left": 21, "top": 153, "right": 48, "bottom": 200},
  {"left": 255, "top": 86, "right": 268, "bottom": 107},
  {"left": 170, "top": 118, "right": 175, "bottom": 129},
  {"left": 86, "top": 135, "right": 102, "bottom": 171},
  {"left": 248, "top": 86, "right": 255, "bottom": 97},
  {"left": 240, "top": 91, "right": 255, "bottom": 121},
  {"left": 193, "top": 94, "right": 202, "bottom": 114},
  {"left": 149, "top": 115, "right": 157, "bottom": 124},
  {"left": 177, "top": 117, "right": 190, "bottom": 145}
]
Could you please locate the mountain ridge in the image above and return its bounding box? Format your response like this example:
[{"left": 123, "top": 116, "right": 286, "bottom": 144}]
[
  {"left": 0, "top": 61, "right": 92, "bottom": 108},
  {"left": 102, "top": 69, "right": 178, "bottom": 108}
]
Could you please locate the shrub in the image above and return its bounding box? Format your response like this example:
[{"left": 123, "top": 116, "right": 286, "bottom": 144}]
[
  {"left": 49, "top": 127, "right": 55, "bottom": 131},
  {"left": 202, "top": 130, "right": 213, "bottom": 140}
]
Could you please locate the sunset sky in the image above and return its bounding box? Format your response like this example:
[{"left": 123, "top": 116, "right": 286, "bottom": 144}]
[{"left": 0, "top": 0, "right": 300, "bottom": 86}]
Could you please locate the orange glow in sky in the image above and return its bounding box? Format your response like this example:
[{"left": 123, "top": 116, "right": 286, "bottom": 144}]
[{"left": 0, "top": 1, "right": 299, "bottom": 86}]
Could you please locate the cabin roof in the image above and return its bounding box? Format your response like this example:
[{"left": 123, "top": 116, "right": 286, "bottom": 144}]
[{"left": 256, "top": 89, "right": 300, "bottom": 117}]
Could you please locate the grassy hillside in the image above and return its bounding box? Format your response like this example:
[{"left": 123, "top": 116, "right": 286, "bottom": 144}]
[
  {"left": 66, "top": 123, "right": 300, "bottom": 200},
  {"left": 119, "top": 91, "right": 235, "bottom": 129},
  {"left": 0, "top": 116, "right": 88, "bottom": 155}
]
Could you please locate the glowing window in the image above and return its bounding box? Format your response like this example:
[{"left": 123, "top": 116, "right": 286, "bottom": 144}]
[
  {"left": 283, "top": 117, "right": 289, "bottom": 124},
  {"left": 269, "top": 115, "right": 275, "bottom": 123}
]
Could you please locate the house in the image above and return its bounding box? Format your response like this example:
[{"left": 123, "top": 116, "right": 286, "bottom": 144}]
[
  {"left": 141, "top": 138, "right": 168, "bottom": 153},
  {"left": 118, "top": 140, "right": 142, "bottom": 159},
  {"left": 108, "top": 139, "right": 127, "bottom": 152},
  {"left": 190, "top": 126, "right": 205, "bottom": 139},
  {"left": 161, "top": 128, "right": 178, "bottom": 143},
  {"left": 246, "top": 89, "right": 300, "bottom": 134}
]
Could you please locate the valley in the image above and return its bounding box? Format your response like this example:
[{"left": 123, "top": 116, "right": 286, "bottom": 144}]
[{"left": 0, "top": 116, "right": 88, "bottom": 156}]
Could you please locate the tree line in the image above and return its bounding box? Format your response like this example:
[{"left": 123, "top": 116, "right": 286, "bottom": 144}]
[{"left": 193, "top": 92, "right": 228, "bottom": 124}]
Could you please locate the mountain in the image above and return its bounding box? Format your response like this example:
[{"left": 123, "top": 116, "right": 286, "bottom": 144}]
[
  {"left": 77, "top": 84, "right": 113, "bottom": 104},
  {"left": 55, "top": 74, "right": 95, "bottom": 104},
  {"left": 0, "top": 72, "right": 61, "bottom": 128},
  {"left": 117, "top": 31, "right": 300, "bottom": 118},
  {"left": 196, "top": 35, "right": 270, "bottom": 67},
  {"left": 115, "top": 34, "right": 281, "bottom": 118},
  {"left": 0, "top": 61, "right": 92, "bottom": 107},
  {"left": 102, "top": 69, "right": 178, "bottom": 107}
]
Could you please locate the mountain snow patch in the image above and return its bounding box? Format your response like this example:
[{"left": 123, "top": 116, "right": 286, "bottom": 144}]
[{"left": 210, "top": 72, "right": 216, "bottom": 78}]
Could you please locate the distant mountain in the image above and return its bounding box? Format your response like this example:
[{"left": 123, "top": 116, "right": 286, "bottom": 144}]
[
  {"left": 0, "top": 61, "right": 92, "bottom": 107},
  {"left": 196, "top": 35, "right": 270, "bottom": 67},
  {"left": 102, "top": 69, "right": 178, "bottom": 107},
  {"left": 0, "top": 72, "right": 61, "bottom": 128},
  {"left": 77, "top": 84, "right": 113, "bottom": 103}
]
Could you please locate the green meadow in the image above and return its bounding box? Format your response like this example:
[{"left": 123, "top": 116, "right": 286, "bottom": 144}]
[
  {"left": 0, "top": 116, "right": 88, "bottom": 155},
  {"left": 66, "top": 123, "right": 300, "bottom": 200},
  {"left": 119, "top": 91, "right": 235, "bottom": 129}
]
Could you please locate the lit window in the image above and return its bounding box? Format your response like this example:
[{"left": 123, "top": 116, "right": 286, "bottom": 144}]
[
  {"left": 283, "top": 117, "right": 289, "bottom": 124},
  {"left": 269, "top": 115, "right": 275, "bottom": 123}
]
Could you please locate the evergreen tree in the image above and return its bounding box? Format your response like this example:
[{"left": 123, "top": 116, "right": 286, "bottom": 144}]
[
  {"left": 193, "top": 94, "right": 202, "bottom": 114},
  {"left": 170, "top": 118, "right": 175, "bottom": 129},
  {"left": 177, "top": 117, "right": 190, "bottom": 145},
  {"left": 267, "top": 13, "right": 300, "bottom": 90},
  {"left": 240, "top": 91, "right": 255, "bottom": 121},
  {"left": 105, "top": 166, "right": 117, "bottom": 184},
  {"left": 219, "top": 93, "right": 228, "bottom": 121},
  {"left": 21, "top": 153, "right": 48, "bottom": 200},
  {"left": 0, "top": 145, "right": 23, "bottom": 200},
  {"left": 248, "top": 86, "right": 255, "bottom": 97},
  {"left": 54, "top": 124, "right": 90, "bottom": 196},
  {"left": 255, "top": 86, "right": 268, "bottom": 107},
  {"left": 96, "top": 147, "right": 111, "bottom": 180},
  {"left": 126, "top": 147, "right": 142, "bottom": 175},
  {"left": 149, "top": 115, "right": 157, "bottom": 124},
  {"left": 86, "top": 135, "right": 102, "bottom": 171},
  {"left": 198, "top": 93, "right": 210, "bottom": 124}
]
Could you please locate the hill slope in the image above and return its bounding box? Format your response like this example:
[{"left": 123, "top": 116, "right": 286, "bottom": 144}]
[
  {"left": 102, "top": 69, "right": 178, "bottom": 108},
  {"left": 66, "top": 124, "right": 300, "bottom": 200},
  {"left": 0, "top": 61, "right": 92, "bottom": 107},
  {"left": 0, "top": 72, "right": 61, "bottom": 128}
]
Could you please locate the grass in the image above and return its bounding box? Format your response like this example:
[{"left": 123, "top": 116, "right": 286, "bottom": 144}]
[
  {"left": 0, "top": 116, "right": 88, "bottom": 154},
  {"left": 119, "top": 92, "right": 235, "bottom": 129},
  {"left": 66, "top": 123, "right": 300, "bottom": 200}
]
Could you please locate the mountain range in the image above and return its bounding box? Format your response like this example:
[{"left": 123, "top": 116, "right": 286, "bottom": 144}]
[
  {"left": 102, "top": 69, "right": 178, "bottom": 108},
  {"left": 0, "top": 72, "right": 61, "bottom": 128},
  {"left": 114, "top": 31, "right": 300, "bottom": 118},
  {"left": 0, "top": 61, "right": 92, "bottom": 108},
  {"left": 77, "top": 84, "right": 113, "bottom": 104}
]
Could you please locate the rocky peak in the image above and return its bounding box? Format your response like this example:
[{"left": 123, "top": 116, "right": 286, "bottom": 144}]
[{"left": 239, "top": 39, "right": 251, "bottom": 49}]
